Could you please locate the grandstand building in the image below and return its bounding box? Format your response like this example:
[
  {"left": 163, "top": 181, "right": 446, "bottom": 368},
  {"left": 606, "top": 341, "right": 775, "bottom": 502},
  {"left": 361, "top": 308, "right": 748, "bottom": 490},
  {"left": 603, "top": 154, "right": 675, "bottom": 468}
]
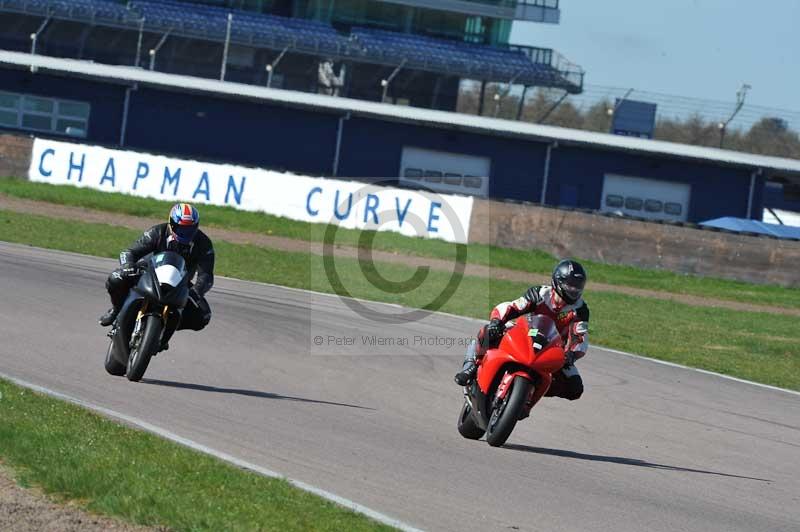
[
  {"left": 0, "top": 0, "right": 582, "bottom": 110},
  {"left": 4, "top": 3, "right": 800, "bottom": 227}
]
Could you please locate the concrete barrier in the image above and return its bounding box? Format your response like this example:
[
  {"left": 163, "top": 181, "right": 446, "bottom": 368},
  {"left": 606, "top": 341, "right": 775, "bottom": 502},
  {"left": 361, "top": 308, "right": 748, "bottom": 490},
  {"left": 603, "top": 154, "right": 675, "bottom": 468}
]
[
  {"left": 469, "top": 198, "right": 800, "bottom": 287},
  {"left": 0, "top": 133, "right": 32, "bottom": 179}
]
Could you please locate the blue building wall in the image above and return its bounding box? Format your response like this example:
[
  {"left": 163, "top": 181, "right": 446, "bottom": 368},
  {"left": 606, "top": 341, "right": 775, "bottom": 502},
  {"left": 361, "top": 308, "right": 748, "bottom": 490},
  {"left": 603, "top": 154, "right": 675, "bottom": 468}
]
[
  {"left": 125, "top": 88, "right": 340, "bottom": 175},
  {"left": 338, "top": 116, "right": 548, "bottom": 202},
  {"left": 548, "top": 146, "right": 763, "bottom": 221},
  {"left": 0, "top": 68, "right": 765, "bottom": 222},
  {"left": 0, "top": 69, "right": 124, "bottom": 144},
  {"left": 764, "top": 183, "right": 800, "bottom": 213}
]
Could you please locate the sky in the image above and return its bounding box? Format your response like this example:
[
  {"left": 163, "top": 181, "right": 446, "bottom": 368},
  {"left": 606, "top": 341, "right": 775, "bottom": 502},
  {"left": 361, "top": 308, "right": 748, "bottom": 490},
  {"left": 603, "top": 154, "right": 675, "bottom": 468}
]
[{"left": 511, "top": 0, "right": 799, "bottom": 111}]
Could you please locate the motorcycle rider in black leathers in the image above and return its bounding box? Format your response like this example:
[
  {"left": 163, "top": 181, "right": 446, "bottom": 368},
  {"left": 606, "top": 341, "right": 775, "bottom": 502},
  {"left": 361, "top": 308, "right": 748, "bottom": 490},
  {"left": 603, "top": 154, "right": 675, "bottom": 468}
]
[
  {"left": 98, "top": 203, "right": 214, "bottom": 342},
  {"left": 454, "top": 259, "right": 589, "bottom": 401}
]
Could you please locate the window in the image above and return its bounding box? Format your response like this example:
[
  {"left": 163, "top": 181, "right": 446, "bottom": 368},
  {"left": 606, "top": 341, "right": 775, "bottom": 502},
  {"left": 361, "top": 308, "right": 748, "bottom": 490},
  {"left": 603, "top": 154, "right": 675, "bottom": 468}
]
[
  {"left": 424, "top": 170, "right": 443, "bottom": 183},
  {"left": 463, "top": 176, "right": 483, "bottom": 189},
  {"left": 0, "top": 110, "right": 17, "bottom": 127},
  {"left": 0, "top": 92, "right": 18, "bottom": 109},
  {"left": 22, "top": 114, "right": 51, "bottom": 130},
  {"left": 23, "top": 96, "right": 54, "bottom": 114},
  {"left": 404, "top": 168, "right": 423, "bottom": 180},
  {"left": 0, "top": 91, "right": 20, "bottom": 127},
  {"left": 443, "top": 173, "right": 462, "bottom": 186},
  {"left": 605, "top": 194, "right": 623, "bottom": 208},
  {"left": 0, "top": 91, "right": 89, "bottom": 137},
  {"left": 57, "top": 100, "right": 90, "bottom": 119},
  {"left": 664, "top": 202, "right": 683, "bottom": 215},
  {"left": 624, "top": 197, "right": 643, "bottom": 210},
  {"left": 644, "top": 199, "right": 663, "bottom": 213}
]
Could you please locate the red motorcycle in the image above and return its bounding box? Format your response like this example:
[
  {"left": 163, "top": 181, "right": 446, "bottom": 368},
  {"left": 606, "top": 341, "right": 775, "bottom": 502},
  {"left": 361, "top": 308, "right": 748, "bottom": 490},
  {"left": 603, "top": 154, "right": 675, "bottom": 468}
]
[{"left": 457, "top": 314, "right": 566, "bottom": 447}]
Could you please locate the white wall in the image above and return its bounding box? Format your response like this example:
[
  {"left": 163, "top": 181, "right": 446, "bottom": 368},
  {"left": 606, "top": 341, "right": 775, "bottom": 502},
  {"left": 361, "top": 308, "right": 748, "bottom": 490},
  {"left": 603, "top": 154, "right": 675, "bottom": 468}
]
[{"left": 28, "top": 138, "right": 473, "bottom": 243}]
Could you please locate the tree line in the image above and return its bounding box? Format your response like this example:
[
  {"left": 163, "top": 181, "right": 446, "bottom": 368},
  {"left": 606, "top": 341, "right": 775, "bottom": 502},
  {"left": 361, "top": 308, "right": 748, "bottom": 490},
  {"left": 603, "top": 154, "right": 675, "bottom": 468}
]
[{"left": 457, "top": 86, "right": 800, "bottom": 160}]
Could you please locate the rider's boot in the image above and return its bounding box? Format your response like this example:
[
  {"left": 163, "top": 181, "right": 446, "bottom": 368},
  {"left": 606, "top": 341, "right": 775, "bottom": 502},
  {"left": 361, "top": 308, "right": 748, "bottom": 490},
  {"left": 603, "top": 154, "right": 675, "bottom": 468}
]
[
  {"left": 99, "top": 307, "right": 120, "bottom": 327},
  {"left": 454, "top": 360, "right": 477, "bottom": 386},
  {"left": 454, "top": 338, "right": 480, "bottom": 386}
]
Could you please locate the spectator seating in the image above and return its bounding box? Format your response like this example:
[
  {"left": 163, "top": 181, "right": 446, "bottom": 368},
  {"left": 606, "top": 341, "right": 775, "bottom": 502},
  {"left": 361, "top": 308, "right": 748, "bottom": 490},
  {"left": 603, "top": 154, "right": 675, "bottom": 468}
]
[
  {"left": 0, "top": 0, "right": 575, "bottom": 89},
  {"left": 0, "top": 0, "right": 139, "bottom": 25},
  {"left": 351, "top": 27, "right": 560, "bottom": 87},
  {"left": 131, "top": 0, "right": 352, "bottom": 53}
]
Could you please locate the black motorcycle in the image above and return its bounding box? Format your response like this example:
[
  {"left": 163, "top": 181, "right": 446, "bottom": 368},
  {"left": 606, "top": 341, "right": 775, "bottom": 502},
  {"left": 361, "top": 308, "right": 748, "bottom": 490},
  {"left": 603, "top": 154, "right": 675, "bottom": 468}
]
[{"left": 104, "top": 251, "right": 190, "bottom": 381}]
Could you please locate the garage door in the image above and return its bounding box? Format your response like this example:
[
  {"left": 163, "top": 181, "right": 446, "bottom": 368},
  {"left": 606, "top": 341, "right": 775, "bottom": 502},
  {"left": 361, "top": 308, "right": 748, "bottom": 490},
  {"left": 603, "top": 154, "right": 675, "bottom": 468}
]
[
  {"left": 399, "top": 146, "right": 490, "bottom": 197},
  {"left": 601, "top": 174, "right": 690, "bottom": 222}
]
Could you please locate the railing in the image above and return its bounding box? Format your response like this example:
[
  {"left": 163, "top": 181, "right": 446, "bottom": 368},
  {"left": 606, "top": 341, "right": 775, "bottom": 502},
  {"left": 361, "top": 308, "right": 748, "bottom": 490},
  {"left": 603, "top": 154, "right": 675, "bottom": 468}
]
[
  {"left": 550, "top": 49, "right": 584, "bottom": 90},
  {"left": 0, "top": 0, "right": 142, "bottom": 27},
  {"left": 508, "top": 44, "right": 552, "bottom": 65},
  {"left": 0, "top": 0, "right": 582, "bottom": 91},
  {"left": 457, "top": 0, "right": 558, "bottom": 8},
  {"left": 508, "top": 44, "right": 583, "bottom": 91},
  {"left": 518, "top": 0, "right": 558, "bottom": 7}
]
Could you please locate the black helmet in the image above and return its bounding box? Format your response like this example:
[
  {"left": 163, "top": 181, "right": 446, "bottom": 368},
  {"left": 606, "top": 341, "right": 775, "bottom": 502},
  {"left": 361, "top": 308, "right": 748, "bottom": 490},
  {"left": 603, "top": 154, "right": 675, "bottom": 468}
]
[{"left": 551, "top": 259, "right": 587, "bottom": 304}]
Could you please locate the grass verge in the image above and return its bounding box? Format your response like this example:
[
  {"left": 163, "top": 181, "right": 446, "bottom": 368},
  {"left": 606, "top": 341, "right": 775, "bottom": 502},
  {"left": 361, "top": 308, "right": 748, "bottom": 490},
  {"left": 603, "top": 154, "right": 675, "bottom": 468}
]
[
  {"left": 0, "top": 378, "right": 394, "bottom": 531},
  {"left": 2, "top": 177, "right": 799, "bottom": 310},
  {"left": 1, "top": 209, "right": 798, "bottom": 390}
]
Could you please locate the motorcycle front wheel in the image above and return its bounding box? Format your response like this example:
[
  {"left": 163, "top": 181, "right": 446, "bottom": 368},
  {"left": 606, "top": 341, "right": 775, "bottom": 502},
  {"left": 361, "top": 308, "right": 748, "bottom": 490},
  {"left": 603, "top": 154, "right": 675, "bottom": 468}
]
[
  {"left": 126, "top": 315, "right": 163, "bottom": 382},
  {"left": 486, "top": 376, "right": 533, "bottom": 447}
]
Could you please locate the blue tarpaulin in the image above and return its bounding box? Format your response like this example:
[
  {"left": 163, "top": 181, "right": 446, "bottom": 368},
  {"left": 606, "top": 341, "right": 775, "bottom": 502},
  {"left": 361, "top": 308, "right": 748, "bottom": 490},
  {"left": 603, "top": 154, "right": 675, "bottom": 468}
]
[{"left": 699, "top": 217, "right": 800, "bottom": 239}]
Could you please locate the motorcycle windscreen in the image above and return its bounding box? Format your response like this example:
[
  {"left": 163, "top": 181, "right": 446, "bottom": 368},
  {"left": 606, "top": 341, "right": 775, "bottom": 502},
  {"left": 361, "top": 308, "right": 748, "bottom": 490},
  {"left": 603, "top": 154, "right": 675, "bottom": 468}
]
[
  {"left": 527, "top": 314, "right": 565, "bottom": 373},
  {"left": 526, "top": 314, "right": 560, "bottom": 350},
  {"left": 152, "top": 252, "right": 187, "bottom": 288}
]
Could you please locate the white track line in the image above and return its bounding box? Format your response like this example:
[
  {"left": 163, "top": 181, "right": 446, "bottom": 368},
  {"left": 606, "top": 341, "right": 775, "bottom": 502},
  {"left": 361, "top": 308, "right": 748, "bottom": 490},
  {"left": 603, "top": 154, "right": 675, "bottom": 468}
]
[
  {"left": 0, "top": 371, "right": 424, "bottom": 532},
  {"left": 596, "top": 346, "right": 800, "bottom": 397}
]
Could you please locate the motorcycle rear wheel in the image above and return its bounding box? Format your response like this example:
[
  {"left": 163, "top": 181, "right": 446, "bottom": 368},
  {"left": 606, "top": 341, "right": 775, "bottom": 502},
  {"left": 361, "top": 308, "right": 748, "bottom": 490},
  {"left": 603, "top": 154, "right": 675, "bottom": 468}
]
[
  {"left": 457, "top": 401, "right": 485, "bottom": 440},
  {"left": 486, "top": 376, "right": 533, "bottom": 447},
  {"left": 126, "top": 315, "right": 163, "bottom": 382}
]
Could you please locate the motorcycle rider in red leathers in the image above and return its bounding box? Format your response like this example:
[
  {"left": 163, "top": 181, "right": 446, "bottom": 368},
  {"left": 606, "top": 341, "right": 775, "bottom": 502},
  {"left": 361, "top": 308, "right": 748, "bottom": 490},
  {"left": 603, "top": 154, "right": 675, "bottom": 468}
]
[{"left": 454, "top": 259, "right": 589, "bottom": 401}]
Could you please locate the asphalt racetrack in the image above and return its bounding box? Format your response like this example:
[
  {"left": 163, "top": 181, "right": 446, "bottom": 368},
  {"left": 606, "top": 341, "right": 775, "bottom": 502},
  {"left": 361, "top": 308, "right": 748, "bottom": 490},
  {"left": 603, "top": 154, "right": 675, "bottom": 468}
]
[{"left": 0, "top": 242, "right": 798, "bottom": 532}]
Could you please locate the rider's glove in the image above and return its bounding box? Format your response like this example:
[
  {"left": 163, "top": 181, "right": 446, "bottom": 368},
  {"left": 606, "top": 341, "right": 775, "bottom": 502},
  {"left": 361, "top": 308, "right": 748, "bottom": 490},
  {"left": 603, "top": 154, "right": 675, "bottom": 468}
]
[
  {"left": 120, "top": 263, "right": 137, "bottom": 278},
  {"left": 564, "top": 350, "right": 577, "bottom": 368},
  {"left": 484, "top": 318, "right": 505, "bottom": 347}
]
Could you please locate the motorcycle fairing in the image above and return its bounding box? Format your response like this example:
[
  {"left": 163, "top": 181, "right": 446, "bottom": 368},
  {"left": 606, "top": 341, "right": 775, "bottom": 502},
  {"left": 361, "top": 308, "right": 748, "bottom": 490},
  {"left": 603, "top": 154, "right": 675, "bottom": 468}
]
[
  {"left": 109, "top": 251, "right": 189, "bottom": 366},
  {"left": 477, "top": 318, "right": 565, "bottom": 395}
]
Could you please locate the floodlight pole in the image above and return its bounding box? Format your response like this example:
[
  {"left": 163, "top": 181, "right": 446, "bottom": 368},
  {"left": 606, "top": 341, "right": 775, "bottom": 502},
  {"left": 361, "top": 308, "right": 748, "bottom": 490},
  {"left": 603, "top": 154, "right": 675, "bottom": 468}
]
[
  {"left": 493, "top": 70, "right": 523, "bottom": 117},
  {"left": 29, "top": 16, "right": 51, "bottom": 72},
  {"left": 134, "top": 17, "right": 145, "bottom": 67},
  {"left": 266, "top": 45, "right": 290, "bottom": 88},
  {"left": 381, "top": 59, "right": 407, "bottom": 103},
  {"left": 516, "top": 85, "right": 529, "bottom": 121},
  {"left": 477, "top": 80, "right": 486, "bottom": 116},
  {"left": 148, "top": 30, "right": 171, "bottom": 71},
  {"left": 537, "top": 89, "right": 569, "bottom": 124},
  {"left": 719, "top": 83, "right": 751, "bottom": 148},
  {"left": 220, "top": 12, "right": 233, "bottom": 81}
]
